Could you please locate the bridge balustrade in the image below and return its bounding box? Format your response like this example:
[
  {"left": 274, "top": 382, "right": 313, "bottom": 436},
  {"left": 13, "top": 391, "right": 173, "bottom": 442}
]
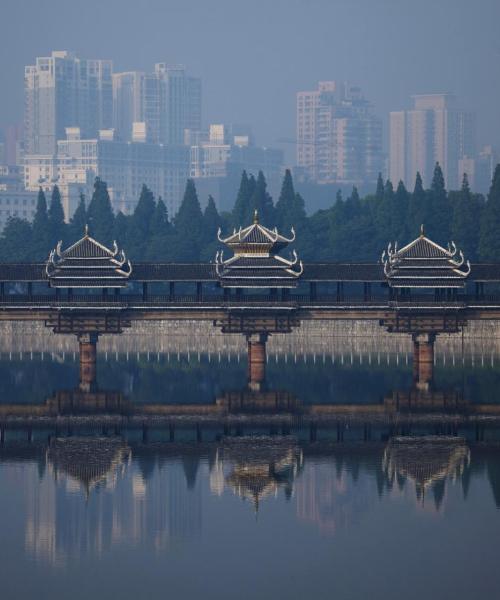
[{"left": 0, "top": 292, "right": 499, "bottom": 308}]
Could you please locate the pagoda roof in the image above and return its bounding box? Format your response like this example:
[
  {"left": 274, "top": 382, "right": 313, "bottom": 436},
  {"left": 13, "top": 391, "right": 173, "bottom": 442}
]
[
  {"left": 218, "top": 210, "right": 295, "bottom": 255},
  {"left": 46, "top": 227, "right": 132, "bottom": 288},
  {"left": 382, "top": 226, "right": 471, "bottom": 289},
  {"left": 216, "top": 212, "right": 303, "bottom": 288}
]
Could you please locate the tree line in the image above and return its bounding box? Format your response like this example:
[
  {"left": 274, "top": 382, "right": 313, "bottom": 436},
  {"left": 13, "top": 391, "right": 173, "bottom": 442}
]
[{"left": 1, "top": 162, "right": 500, "bottom": 263}]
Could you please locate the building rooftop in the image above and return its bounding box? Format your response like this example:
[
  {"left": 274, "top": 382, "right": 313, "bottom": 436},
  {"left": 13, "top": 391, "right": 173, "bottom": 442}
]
[
  {"left": 382, "top": 227, "right": 471, "bottom": 289},
  {"left": 46, "top": 226, "right": 132, "bottom": 288},
  {"left": 216, "top": 211, "right": 303, "bottom": 288}
]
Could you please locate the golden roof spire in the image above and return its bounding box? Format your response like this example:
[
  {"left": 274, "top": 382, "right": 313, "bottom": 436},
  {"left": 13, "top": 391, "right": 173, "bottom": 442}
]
[{"left": 253, "top": 209, "right": 259, "bottom": 224}]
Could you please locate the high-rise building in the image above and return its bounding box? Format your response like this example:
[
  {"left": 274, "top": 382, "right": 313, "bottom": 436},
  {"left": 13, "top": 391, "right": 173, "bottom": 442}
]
[
  {"left": 113, "top": 64, "right": 201, "bottom": 145},
  {"left": 187, "top": 123, "right": 283, "bottom": 211},
  {"left": 458, "top": 145, "right": 499, "bottom": 195},
  {"left": 296, "top": 81, "right": 383, "bottom": 185},
  {"left": 24, "top": 127, "right": 189, "bottom": 220},
  {"left": 24, "top": 51, "right": 113, "bottom": 155},
  {"left": 389, "top": 94, "right": 476, "bottom": 190}
]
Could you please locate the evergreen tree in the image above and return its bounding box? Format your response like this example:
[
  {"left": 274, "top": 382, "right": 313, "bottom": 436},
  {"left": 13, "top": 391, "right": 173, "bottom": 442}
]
[
  {"left": 147, "top": 198, "right": 174, "bottom": 261},
  {"left": 428, "top": 162, "right": 450, "bottom": 242},
  {"left": 87, "top": 178, "right": 115, "bottom": 244},
  {"left": 335, "top": 189, "right": 343, "bottom": 205},
  {"left": 394, "top": 180, "right": 409, "bottom": 239},
  {"left": 275, "top": 169, "right": 295, "bottom": 229},
  {"left": 150, "top": 197, "right": 170, "bottom": 238},
  {"left": 479, "top": 164, "right": 500, "bottom": 260},
  {"left": 451, "top": 174, "right": 482, "bottom": 260},
  {"left": 112, "top": 211, "right": 130, "bottom": 249},
  {"left": 0, "top": 218, "right": 34, "bottom": 261},
  {"left": 374, "top": 180, "right": 393, "bottom": 245},
  {"left": 232, "top": 171, "right": 251, "bottom": 228},
  {"left": 173, "top": 179, "right": 204, "bottom": 260},
  {"left": 48, "top": 185, "right": 66, "bottom": 245},
  {"left": 70, "top": 192, "right": 87, "bottom": 242},
  {"left": 375, "top": 172, "right": 385, "bottom": 200},
  {"left": 32, "top": 188, "right": 50, "bottom": 258},
  {"left": 249, "top": 171, "right": 274, "bottom": 225},
  {"left": 200, "top": 195, "right": 222, "bottom": 261},
  {"left": 130, "top": 184, "right": 156, "bottom": 256},
  {"left": 203, "top": 195, "right": 221, "bottom": 241},
  {"left": 408, "top": 172, "right": 427, "bottom": 237},
  {"left": 275, "top": 169, "right": 306, "bottom": 233}
]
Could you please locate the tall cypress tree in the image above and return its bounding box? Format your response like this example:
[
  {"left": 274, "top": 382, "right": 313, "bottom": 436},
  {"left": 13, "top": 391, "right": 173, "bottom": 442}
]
[
  {"left": 48, "top": 185, "right": 66, "bottom": 245},
  {"left": 130, "top": 184, "right": 156, "bottom": 256},
  {"left": 69, "top": 192, "right": 87, "bottom": 242},
  {"left": 146, "top": 197, "right": 174, "bottom": 261},
  {"left": 250, "top": 171, "right": 274, "bottom": 225},
  {"left": 87, "top": 177, "right": 115, "bottom": 244},
  {"left": 479, "top": 164, "right": 500, "bottom": 261},
  {"left": 203, "top": 195, "right": 221, "bottom": 241},
  {"left": 375, "top": 172, "right": 385, "bottom": 201},
  {"left": 275, "top": 169, "right": 296, "bottom": 229},
  {"left": 112, "top": 211, "right": 130, "bottom": 248},
  {"left": 408, "top": 172, "right": 427, "bottom": 237},
  {"left": 429, "top": 162, "right": 450, "bottom": 242},
  {"left": 232, "top": 171, "right": 251, "bottom": 228},
  {"left": 173, "top": 179, "right": 204, "bottom": 260},
  {"left": 200, "top": 195, "right": 222, "bottom": 261},
  {"left": 0, "top": 218, "right": 34, "bottom": 262},
  {"left": 32, "top": 187, "right": 50, "bottom": 258},
  {"left": 451, "top": 173, "right": 482, "bottom": 260},
  {"left": 374, "top": 180, "right": 393, "bottom": 246},
  {"left": 394, "top": 180, "right": 409, "bottom": 239},
  {"left": 150, "top": 197, "right": 169, "bottom": 238}
]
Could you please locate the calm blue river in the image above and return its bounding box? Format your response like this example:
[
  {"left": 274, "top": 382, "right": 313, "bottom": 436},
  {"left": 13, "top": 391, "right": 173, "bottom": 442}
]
[{"left": 0, "top": 343, "right": 499, "bottom": 600}]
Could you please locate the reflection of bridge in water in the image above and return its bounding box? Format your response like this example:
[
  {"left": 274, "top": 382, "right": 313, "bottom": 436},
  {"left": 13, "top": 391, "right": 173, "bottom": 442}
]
[
  {"left": 0, "top": 391, "right": 500, "bottom": 507},
  {"left": 2, "top": 386, "right": 500, "bottom": 565},
  {"left": 2, "top": 385, "right": 500, "bottom": 439}
]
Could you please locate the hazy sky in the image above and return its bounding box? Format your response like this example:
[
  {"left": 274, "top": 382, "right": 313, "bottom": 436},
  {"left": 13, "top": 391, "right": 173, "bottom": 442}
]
[{"left": 1, "top": 0, "right": 499, "bottom": 162}]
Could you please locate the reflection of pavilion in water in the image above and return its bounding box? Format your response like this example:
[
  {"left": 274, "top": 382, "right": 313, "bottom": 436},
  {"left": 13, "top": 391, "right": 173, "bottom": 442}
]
[
  {"left": 2, "top": 384, "right": 500, "bottom": 560},
  {"left": 23, "top": 434, "right": 202, "bottom": 565},
  {"left": 211, "top": 437, "right": 303, "bottom": 510},
  {"left": 383, "top": 436, "right": 470, "bottom": 502},
  {"left": 47, "top": 437, "right": 131, "bottom": 496}
]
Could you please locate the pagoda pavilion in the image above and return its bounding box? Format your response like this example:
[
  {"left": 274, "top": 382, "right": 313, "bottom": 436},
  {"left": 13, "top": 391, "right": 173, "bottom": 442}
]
[
  {"left": 46, "top": 226, "right": 132, "bottom": 288},
  {"left": 382, "top": 225, "right": 471, "bottom": 295},
  {"left": 215, "top": 211, "right": 303, "bottom": 289}
]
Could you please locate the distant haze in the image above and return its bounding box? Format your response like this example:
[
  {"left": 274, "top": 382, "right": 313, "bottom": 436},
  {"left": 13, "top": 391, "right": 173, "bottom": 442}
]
[{"left": 1, "top": 0, "right": 499, "bottom": 161}]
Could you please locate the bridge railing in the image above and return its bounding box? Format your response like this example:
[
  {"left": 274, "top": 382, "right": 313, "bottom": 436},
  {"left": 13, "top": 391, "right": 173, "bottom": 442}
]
[{"left": 0, "top": 293, "right": 499, "bottom": 308}]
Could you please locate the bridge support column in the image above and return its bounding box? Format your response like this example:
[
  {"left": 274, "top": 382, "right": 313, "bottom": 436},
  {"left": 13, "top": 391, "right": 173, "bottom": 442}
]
[
  {"left": 246, "top": 333, "right": 268, "bottom": 391},
  {"left": 77, "top": 333, "right": 98, "bottom": 392},
  {"left": 412, "top": 332, "right": 436, "bottom": 391}
]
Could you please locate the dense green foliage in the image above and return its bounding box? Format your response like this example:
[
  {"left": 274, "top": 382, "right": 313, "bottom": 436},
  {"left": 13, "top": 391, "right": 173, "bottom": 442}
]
[{"left": 0, "top": 163, "right": 498, "bottom": 263}]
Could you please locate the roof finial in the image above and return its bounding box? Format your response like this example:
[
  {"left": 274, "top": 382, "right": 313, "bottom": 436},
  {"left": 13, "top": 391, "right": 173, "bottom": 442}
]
[
  {"left": 84, "top": 223, "right": 89, "bottom": 237},
  {"left": 253, "top": 209, "right": 259, "bottom": 224},
  {"left": 420, "top": 223, "right": 425, "bottom": 237}
]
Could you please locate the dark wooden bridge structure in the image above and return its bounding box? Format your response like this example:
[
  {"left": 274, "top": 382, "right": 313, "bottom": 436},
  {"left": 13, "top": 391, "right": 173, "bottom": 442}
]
[{"left": 1, "top": 216, "right": 500, "bottom": 391}]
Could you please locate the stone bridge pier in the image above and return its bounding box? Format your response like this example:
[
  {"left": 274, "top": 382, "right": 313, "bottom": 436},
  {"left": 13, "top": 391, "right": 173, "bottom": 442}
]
[
  {"left": 214, "top": 312, "right": 300, "bottom": 392},
  {"left": 246, "top": 333, "right": 268, "bottom": 391},
  {"left": 380, "top": 313, "right": 468, "bottom": 392},
  {"left": 77, "top": 332, "right": 99, "bottom": 392},
  {"left": 412, "top": 332, "right": 436, "bottom": 391}
]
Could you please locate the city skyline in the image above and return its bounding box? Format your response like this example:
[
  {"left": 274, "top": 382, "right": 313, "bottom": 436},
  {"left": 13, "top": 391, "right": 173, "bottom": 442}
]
[{"left": 0, "top": 0, "right": 499, "bottom": 154}]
